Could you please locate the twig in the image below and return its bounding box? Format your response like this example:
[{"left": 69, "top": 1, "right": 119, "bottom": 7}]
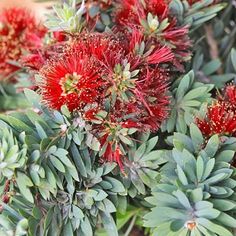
[
  {"left": 204, "top": 24, "right": 223, "bottom": 74},
  {"left": 124, "top": 215, "right": 137, "bottom": 236}
]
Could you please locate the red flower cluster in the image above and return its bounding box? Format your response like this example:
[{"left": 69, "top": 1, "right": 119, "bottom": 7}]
[
  {"left": 114, "top": 0, "right": 191, "bottom": 69},
  {"left": 27, "top": 0, "right": 191, "bottom": 167},
  {"left": 196, "top": 84, "right": 236, "bottom": 138},
  {"left": 39, "top": 33, "right": 171, "bottom": 167},
  {"left": 0, "top": 7, "right": 46, "bottom": 81}
]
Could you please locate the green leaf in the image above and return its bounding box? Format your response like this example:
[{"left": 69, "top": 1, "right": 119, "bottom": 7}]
[
  {"left": 183, "top": 87, "right": 208, "bottom": 100},
  {"left": 202, "top": 59, "right": 221, "bottom": 76},
  {"left": 100, "top": 212, "right": 118, "bottom": 236},
  {"left": 173, "top": 190, "right": 192, "bottom": 210},
  {"left": 230, "top": 48, "right": 236, "bottom": 71},
  {"left": 196, "top": 218, "right": 233, "bottom": 236},
  {"left": 190, "top": 188, "right": 203, "bottom": 203},
  {"left": 0, "top": 115, "right": 35, "bottom": 134},
  {"left": 177, "top": 165, "right": 188, "bottom": 185},
  {"left": 50, "top": 156, "right": 66, "bottom": 173},
  {"left": 134, "top": 142, "right": 146, "bottom": 161},
  {"left": 103, "top": 199, "right": 116, "bottom": 213},
  {"left": 16, "top": 172, "right": 34, "bottom": 203},
  {"left": 32, "top": 207, "right": 42, "bottom": 220},
  {"left": 145, "top": 136, "right": 159, "bottom": 153},
  {"left": 202, "top": 158, "right": 215, "bottom": 180},
  {"left": 215, "top": 150, "right": 235, "bottom": 163},
  {"left": 211, "top": 199, "right": 236, "bottom": 211},
  {"left": 216, "top": 212, "right": 236, "bottom": 228},
  {"left": 190, "top": 123, "right": 203, "bottom": 151},
  {"left": 86, "top": 133, "right": 100, "bottom": 151},
  {"left": 204, "top": 135, "right": 219, "bottom": 157},
  {"left": 61, "top": 222, "right": 73, "bottom": 236},
  {"left": 44, "top": 207, "right": 54, "bottom": 231},
  {"left": 176, "top": 71, "right": 193, "bottom": 101},
  {"left": 119, "top": 135, "right": 132, "bottom": 145},
  {"left": 137, "top": 168, "right": 153, "bottom": 187},
  {"left": 81, "top": 216, "right": 93, "bottom": 236},
  {"left": 141, "top": 150, "right": 164, "bottom": 162},
  {"left": 204, "top": 173, "right": 227, "bottom": 185},
  {"left": 116, "top": 206, "right": 139, "bottom": 229},
  {"left": 104, "top": 176, "right": 125, "bottom": 193},
  {"left": 196, "top": 156, "right": 204, "bottom": 182},
  {"left": 24, "top": 89, "right": 41, "bottom": 108},
  {"left": 70, "top": 142, "right": 87, "bottom": 177},
  {"left": 195, "top": 208, "right": 220, "bottom": 219},
  {"left": 35, "top": 122, "right": 47, "bottom": 139},
  {"left": 131, "top": 172, "right": 146, "bottom": 194}
]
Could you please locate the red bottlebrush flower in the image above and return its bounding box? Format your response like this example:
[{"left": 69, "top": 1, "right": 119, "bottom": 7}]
[
  {"left": 196, "top": 102, "right": 236, "bottom": 137},
  {"left": 113, "top": 27, "right": 175, "bottom": 69},
  {"left": 39, "top": 52, "right": 106, "bottom": 112},
  {"left": 100, "top": 134, "right": 124, "bottom": 169},
  {"left": 53, "top": 31, "right": 67, "bottom": 42},
  {"left": 40, "top": 33, "right": 171, "bottom": 129},
  {"left": 196, "top": 83, "right": 236, "bottom": 159},
  {"left": 22, "top": 36, "right": 66, "bottom": 72},
  {"left": 39, "top": 33, "right": 171, "bottom": 167},
  {"left": 21, "top": 54, "right": 45, "bottom": 71},
  {"left": 224, "top": 84, "right": 236, "bottom": 106},
  {"left": 114, "top": 0, "right": 191, "bottom": 67},
  {"left": 0, "top": 7, "right": 46, "bottom": 80},
  {"left": 70, "top": 33, "right": 125, "bottom": 69}
]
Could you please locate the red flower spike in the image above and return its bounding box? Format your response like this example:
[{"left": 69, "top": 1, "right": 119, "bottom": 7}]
[
  {"left": 224, "top": 84, "right": 236, "bottom": 106},
  {"left": 0, "top": 7, "right": 46, "bottom": 80},
  {"left": 53, "top": 31, "right": 67, "bottom": 42},
  {"left": 196, "top": 84, "right": 236, "bottom": 139},
  {"left": 39, "top": 52, "right": 106, "bottom": 112},
  {"left": 40, "top": 33, "right": 171, "bottom": 131},
  {"left": 145, "top": 46, "right": 174, "bottom": 65},
  {"left": 102, "top": 142, "right": 124, "bottom": 170},
  {"left": 22, "top": 54, "right": 45, "bottom": 71},
  {"left": 196, "top": 102, "right": 236, "bottom": 137},
  {"left": 114, "top": 0, "right": 191, "bottom": 67},
  {"left": 39, "top": 33, "right": 171, "bottom": 167}
]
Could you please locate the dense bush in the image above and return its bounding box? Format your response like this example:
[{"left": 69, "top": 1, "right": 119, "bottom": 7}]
[{"left": 0, "top": 0, "right": 235, "bottom": 235}]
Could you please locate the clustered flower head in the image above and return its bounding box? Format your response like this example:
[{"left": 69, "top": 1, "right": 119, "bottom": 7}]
[
  {"left": 114, "top": 0, "right": 191, "bottom": 69},
  {"left": 34, "top": 0, "right": 191, "bottom": 167},
  {"left": 0, "top": 7, "right": 46, "bottom": 81},
  {"left": 39, "top": 32, "right": 171, "bottom": 167},
  {"left": 196, "top": 84, "right": 236, "bottom": 138}
]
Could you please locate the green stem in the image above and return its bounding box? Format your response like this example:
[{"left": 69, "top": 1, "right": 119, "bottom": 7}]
[
  {"left": 0, "top": 84, "right": 8, "bottom": 97},
  {"left": 124, "top": 215, "right": 137, "bottom": 236}
]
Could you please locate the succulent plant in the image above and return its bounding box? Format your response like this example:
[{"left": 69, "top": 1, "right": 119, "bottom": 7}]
[
  {"left": 144, "top": 123, "right": 236, "bottom": 235},
  {"left": 170, "top": 0, "right": 226, "bottom": 29},
  {"left": 0, "top": 0, "right": 235, "bottom": 235},
  {"left": 144, "top": 186, "right": 236, "bottom": 236},
  {"left": 0, "top": 128, "right": 27, "bottom": 180},
  {"left": 44, "top": 0, "right": 86, "bottom": 33},
  {"left": 119, "top": 133, "right": 167, "bottom": 197},
  {"left": 161, "top": 71, "right": 213, "bottom": 134},
  {"left": 0, "top": 95, "right": 126, "bottom": 235}
]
